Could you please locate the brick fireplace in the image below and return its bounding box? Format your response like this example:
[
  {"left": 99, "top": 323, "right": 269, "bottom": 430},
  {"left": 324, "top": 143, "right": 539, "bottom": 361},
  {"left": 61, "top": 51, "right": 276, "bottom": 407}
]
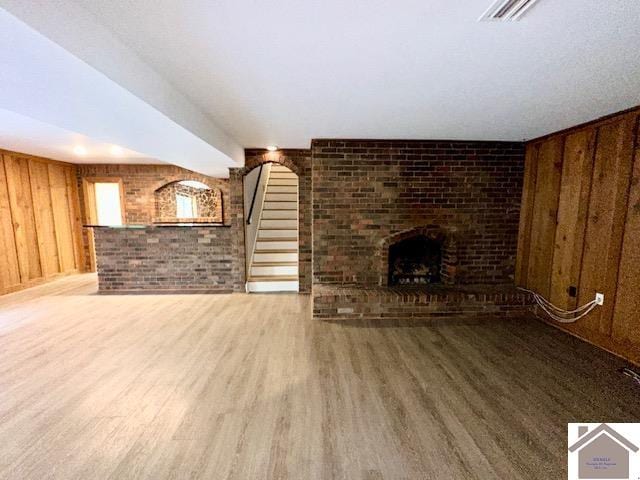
[
  {"left": 311, "top": 139, "right": 532, "bottom": 320},
  {"left": 382, "top": 225, "right": 457, "bottom": 286}
]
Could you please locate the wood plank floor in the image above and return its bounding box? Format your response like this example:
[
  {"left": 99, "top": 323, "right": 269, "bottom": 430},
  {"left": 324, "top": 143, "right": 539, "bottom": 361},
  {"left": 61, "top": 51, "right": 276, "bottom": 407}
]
[{"left": 0, "top": 274, "right": 639, "bottom": 479}]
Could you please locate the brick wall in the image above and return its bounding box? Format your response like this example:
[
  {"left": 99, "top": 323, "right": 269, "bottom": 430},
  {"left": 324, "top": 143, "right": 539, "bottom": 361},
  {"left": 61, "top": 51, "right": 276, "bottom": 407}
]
[
  {"left": 155, "top": 182, "right": 222, "bottom": 222},
  {"left": 77, "top": 164, "right": 229, "bottom": 224},
  {"left": 80, "top": 140, "right": 524, "bottom": 300},
  {"left": 229, "top": 149, "right": 312, "bottom": 293},
  {"left": 77, "top": 164, "right": 229, "bottom": 271},
  {"left": 312, "top": 140, "right": 525, "bottom": 286},
  {"left": 93, "top": 226, "right": 233, "bottom": 293}
]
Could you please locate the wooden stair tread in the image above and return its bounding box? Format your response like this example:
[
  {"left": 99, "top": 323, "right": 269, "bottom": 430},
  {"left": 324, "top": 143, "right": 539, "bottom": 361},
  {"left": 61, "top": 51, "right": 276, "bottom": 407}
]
[
  {"left": 254, "top": 249, "right": 298, "bottom": 254},
  {"left": 251, "top": 261, "right": 298, "bottom": 266},
  {"left": 259, "top": 229, "right": 297, "bottom": 232},
  {"left": 248, "top": 275, "right": 298, "bottom": 281},
  {"left": 256, "top": 237, "right": 298, "bottom": 242}
]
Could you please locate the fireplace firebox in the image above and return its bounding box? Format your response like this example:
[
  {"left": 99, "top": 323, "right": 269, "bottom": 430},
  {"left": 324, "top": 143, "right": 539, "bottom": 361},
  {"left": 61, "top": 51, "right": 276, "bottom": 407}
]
[{"left": 388, "top": 235, "right": 442, "bottom": 285}]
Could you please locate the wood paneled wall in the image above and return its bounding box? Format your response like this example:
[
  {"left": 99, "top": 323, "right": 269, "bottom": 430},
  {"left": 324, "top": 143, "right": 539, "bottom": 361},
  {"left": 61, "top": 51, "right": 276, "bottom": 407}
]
[
  {"left": 0, "top": 150, "right": 84, "bottom": 295},
  {"left": 517, "top": 107, "right": 640, "bottom": 363}
]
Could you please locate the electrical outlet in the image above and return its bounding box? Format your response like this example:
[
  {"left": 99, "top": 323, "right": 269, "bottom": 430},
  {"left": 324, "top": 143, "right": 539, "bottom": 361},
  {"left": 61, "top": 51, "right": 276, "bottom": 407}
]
[{"left": 595, "top": 293, "right": 605, "bottom": 305}]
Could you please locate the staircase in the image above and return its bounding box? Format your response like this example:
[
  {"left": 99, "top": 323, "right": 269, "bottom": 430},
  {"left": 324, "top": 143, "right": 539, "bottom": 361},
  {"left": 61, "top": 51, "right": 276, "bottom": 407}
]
[{"left": 246, "top": 164, "right": 299, "bottom": 292}]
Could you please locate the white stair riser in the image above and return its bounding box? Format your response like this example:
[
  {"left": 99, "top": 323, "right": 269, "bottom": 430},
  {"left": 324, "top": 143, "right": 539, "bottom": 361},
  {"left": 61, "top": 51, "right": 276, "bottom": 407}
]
[
  {"left": 268, "top": 178, "right": 298, "bottom": 186},
  {"left": 253, "top": 252, "right": 298, "bottom": 262},
  {"left": 246, "top": 281, "right": 299, "bottom": 293},
  {"left": 251, "top": 265, "right": 298, "bottom": 276},
  {"left": 263, "top": 201, "right": 296, "bottom": 210},
  {"left": 265, "top": 193, "right": 297, "bottom": 202},
  {"left": 268, "top": 185, "right": 298, "bottom": 193},
  {"left": 260, "top": 219, "right": 298, "bottom": 229},
  {"left": 262, "top": 210, "right": 297, "bottom": 219},
  {"left": 269, "top": 173, "right": 297, "bottom": 179},
  {"left": 256, "top": 241, "right": 297, "bottom": 250},
  {"left": 258, "top": 229, "right": 297, "bottom": 239}
]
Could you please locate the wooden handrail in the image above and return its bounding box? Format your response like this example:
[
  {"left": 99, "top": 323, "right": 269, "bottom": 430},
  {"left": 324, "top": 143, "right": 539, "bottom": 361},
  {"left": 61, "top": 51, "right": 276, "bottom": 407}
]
[{"left": 246, "top": 164, "right": 264, "bottom": 225}]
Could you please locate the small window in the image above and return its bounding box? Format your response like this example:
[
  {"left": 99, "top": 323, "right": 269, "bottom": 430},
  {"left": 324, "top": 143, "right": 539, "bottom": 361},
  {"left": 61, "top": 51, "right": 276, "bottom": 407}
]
[
  {"left": 176, "top": 193, "right": 198, "bottom": 218},
  {"left": 94, "top": 182, "right": 123, "bottom": 226}
]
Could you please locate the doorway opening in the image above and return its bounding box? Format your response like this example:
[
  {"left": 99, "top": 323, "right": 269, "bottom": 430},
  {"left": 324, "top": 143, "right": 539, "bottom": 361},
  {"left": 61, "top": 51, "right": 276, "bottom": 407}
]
[
  {"left": 82, "top": 178, "right": 125, "bottom": 271},
  {"left": 243, "top": 163, "right": 299, "bottom": 292}
]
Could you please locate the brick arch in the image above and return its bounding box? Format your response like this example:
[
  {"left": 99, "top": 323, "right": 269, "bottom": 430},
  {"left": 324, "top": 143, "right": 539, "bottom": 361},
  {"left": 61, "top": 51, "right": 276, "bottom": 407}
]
[
  {"left": 152, "top": 178, "right": 224, "bottom": 223},
  {"left": 229, "top": 148, "right": 311, "bottom": 293},
  {"left": 150, "top": 174, "right": 219, "bottom": 193},
  {"left": 236, "top": 151, "right": 300, "bottom": 177},
  {"left": 379, "top": 225, "right": 459, "bottom": 286}
]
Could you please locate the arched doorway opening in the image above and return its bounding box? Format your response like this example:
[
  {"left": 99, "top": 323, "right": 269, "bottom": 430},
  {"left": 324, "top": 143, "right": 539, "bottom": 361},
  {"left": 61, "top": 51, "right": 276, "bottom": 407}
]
[{"left": 243, "top": 162, "right": 299, "bottom": 292}]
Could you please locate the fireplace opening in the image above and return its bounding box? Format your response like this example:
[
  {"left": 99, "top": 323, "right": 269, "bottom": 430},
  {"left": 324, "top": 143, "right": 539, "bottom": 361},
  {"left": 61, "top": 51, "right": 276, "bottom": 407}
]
[{"left": 388, "top": 235, "right": 442, "bottom": 286}]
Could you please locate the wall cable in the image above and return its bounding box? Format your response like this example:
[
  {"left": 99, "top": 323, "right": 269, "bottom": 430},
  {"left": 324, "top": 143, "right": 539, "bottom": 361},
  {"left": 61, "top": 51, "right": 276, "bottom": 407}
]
[{"left": 517, "top": 287, "right": 600, "bottom": 324}]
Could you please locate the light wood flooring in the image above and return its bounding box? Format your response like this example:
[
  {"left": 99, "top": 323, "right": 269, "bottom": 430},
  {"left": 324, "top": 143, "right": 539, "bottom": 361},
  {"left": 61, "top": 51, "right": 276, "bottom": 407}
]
[{"left": 0, "top": 274, "right": 639, "bottom": 479}]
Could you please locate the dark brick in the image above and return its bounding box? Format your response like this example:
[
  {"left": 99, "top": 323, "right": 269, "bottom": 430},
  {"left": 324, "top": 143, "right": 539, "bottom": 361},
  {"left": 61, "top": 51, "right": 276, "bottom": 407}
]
[{"left": 93, "top": 226, "right": 234, "bottom": 293}]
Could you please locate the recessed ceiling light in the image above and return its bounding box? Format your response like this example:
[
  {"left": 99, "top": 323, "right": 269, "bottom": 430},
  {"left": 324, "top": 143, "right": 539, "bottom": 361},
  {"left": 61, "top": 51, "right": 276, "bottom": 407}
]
[
  {"left": 110, "top": 145, "right": 124, "bottom": 156},
  {"left": 73, "top": 145, "right": 87, "bottom": 156},
  {"left": 266, "top": 145, "right": 279, "bottom": 152}
]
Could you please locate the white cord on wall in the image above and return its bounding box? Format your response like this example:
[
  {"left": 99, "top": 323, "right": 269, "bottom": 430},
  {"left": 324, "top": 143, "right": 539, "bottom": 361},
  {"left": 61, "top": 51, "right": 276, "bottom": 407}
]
[{"left": 517, "top": 287, "right": 602, "bottom": 323}]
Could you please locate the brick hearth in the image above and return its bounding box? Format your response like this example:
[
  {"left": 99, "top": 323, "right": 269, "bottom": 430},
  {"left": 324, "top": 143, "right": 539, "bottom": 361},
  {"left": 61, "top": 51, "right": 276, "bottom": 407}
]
[{"left": 313, "top": 284, "right": 531, "bottom": 321}]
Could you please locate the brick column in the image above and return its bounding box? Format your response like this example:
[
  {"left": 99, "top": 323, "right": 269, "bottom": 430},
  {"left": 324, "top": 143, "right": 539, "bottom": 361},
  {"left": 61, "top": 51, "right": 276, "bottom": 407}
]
[{"left": 229, "top": 168, "right": 246, "bottom": 292}]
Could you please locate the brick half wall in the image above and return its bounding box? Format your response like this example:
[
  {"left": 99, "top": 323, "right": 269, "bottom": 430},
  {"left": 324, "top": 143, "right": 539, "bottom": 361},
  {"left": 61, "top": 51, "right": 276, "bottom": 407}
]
[
  {"left": 93, "top": 226, "right": 234, "bottom": 293},
  {"left": 77, "top": 164, "right": 230, "bottom": 272}
]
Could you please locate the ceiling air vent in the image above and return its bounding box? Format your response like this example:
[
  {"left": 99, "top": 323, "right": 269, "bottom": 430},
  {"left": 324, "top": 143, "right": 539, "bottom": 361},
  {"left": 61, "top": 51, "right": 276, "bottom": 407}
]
[{"left": 479, "top": 0, "right": 540, "bottom": 21}]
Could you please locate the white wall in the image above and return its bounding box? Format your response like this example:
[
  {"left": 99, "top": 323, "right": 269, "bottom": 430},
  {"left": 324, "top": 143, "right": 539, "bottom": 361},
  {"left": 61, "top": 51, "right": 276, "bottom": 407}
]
[{"left": 243, "top": 164, "right": 271, "bottom": 268}]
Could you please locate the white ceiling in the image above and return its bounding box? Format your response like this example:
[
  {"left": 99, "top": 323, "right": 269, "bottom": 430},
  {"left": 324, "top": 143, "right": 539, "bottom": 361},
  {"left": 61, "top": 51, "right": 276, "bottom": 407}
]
[
  {"left": 0, "top": 109, "right": 162, "bottom": 165},
  {"left": 0, "top": 2, "right": 243, "bottom": 177},
  {"left": 71, "top": 0, "right": 640, "bottom": 146},
  {"left": 1, "top": 0, "right": 640, "bottom": 158}
]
